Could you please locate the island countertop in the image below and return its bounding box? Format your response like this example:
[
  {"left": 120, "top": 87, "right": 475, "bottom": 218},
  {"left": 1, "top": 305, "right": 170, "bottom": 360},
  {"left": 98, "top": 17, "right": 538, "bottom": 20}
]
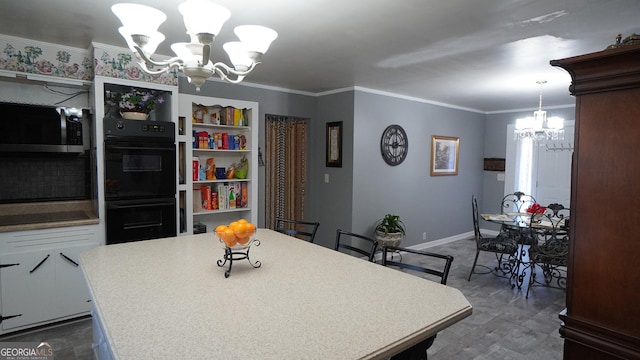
[{"left": 80, "top": 229, "right": 471, "bottom": 359}]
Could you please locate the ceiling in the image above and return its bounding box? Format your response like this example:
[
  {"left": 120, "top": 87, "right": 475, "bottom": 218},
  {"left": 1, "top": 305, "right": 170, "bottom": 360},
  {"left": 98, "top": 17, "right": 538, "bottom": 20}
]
[{"left": 1, "top": 0, "right": 638, "bottom": 113}]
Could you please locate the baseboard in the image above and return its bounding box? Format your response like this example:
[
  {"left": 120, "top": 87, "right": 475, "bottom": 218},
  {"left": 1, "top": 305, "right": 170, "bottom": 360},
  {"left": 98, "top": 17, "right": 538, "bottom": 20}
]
[
  {"left": 413, "top": 231, "right": 474, "bottom": 250},
  {"left": 373, "top": 231, "right": 475, "bottom": 261}
]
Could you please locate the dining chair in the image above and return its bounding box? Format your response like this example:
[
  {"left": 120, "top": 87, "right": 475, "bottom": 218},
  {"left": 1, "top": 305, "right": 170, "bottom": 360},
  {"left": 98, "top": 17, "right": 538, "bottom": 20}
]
[
  {"left": 500, "top": 191, "right": 537, "bottom": 214},
  {"left": 526, "top": 203, "right": 570, "bottom": 298},
  {"left": 274, "top": 218, "right": 320, "bottom": 243},
  {"left": 499, "top": 191, "right": 538, "bottom": 245},
  {"left": 334, "top": 229, "right": 378, "bottom": 262},
  {"left": 381, "top": 245, "right": 453, "bottom": 360},
  {"left": 468, "top": 195, "right": 519, "bottom": 281}
]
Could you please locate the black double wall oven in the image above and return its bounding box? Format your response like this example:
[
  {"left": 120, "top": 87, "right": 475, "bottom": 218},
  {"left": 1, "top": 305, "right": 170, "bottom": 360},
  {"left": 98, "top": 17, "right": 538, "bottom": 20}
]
[{"left": 104, "top": 118, "right": 176, "bottom": 244}]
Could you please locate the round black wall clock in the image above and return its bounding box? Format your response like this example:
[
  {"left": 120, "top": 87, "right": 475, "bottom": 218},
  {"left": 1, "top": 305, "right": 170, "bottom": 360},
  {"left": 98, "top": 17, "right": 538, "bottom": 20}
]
[{"left": 380, "top": 124, "right": 408, "bottom": 166}]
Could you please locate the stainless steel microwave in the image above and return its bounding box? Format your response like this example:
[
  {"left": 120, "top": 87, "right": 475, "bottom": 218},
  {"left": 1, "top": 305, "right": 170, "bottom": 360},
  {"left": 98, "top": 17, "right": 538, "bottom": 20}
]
[{"left": 0, "top": 102, "right": 91, "bottom": 153}]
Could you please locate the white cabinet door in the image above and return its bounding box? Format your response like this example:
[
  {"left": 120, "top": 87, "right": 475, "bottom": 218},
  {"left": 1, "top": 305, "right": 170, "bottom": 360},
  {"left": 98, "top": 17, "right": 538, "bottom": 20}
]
[
  {"left": 54, "top": 244, "right": 94, "bottom": 318},
  {"left": 1, "top": 250, "right": 55, "bottom": 330}
]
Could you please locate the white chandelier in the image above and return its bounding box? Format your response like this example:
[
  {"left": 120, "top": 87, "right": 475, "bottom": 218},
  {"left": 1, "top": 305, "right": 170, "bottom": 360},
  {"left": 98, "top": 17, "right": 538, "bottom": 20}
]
[
  {"left": 514, "top": 80, "right": 564, "bottom": 142},
  {"left": 112, "top": 0, "right": 278, "bottom": 91}
]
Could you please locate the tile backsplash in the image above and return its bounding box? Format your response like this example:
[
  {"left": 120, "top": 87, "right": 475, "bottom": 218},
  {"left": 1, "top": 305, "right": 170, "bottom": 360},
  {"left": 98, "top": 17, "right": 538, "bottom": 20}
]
[{"left": 0, "top": 154, "right": 89, "bottom": 203}]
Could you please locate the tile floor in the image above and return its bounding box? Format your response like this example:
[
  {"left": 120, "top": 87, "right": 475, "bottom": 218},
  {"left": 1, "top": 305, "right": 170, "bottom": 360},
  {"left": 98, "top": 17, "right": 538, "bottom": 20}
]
[
  {"left": 0, "top": 237, "right": 565, "bottom": 359},
  {"left": 422, "top": 238, "right": 565, "bottom": 360}
]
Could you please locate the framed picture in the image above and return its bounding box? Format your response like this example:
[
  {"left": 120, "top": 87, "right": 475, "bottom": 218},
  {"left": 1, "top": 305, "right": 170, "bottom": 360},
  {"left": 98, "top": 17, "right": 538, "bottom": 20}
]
[
  {"left": 326, "top": 121, "right": 343, "bottom": 167},
  {"left": 430, "top": 135, "right": 459, "bottom": 176}
]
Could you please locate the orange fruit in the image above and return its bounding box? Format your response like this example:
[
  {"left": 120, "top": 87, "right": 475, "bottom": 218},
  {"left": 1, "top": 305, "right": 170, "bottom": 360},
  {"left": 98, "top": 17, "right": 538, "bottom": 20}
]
[
  {"left": 220, "top": 228, "right": 237, "bottom": 247},
  {"left": 228, "top": 221, "right": 239, "bottom": 229},
  {"left": 237, "top": 235, "right": 250, "bottom": 245},
  {"left": 215, "top": 225, "right": 228, "bottom": 233},
  {"left": 237, "top": 219, "right": 249, "bottom": 224},
  {"left": 245, "top": 222, "right": 256, "bottom": 234},
  {"left": 232, "top": 222, "right": 247, "bottom": 236}
]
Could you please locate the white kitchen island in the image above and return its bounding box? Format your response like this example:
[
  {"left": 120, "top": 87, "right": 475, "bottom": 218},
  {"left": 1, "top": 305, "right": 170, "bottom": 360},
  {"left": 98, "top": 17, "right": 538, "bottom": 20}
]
[{"left": 80, "top": 229, "right": 472, "bottom": 359}]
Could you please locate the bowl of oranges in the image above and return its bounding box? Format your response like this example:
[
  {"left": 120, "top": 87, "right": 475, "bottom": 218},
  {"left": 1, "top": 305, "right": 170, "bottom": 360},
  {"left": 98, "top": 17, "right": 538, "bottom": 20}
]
[{"left": 215, "top": 219, "right": 257, "bottom": 249}]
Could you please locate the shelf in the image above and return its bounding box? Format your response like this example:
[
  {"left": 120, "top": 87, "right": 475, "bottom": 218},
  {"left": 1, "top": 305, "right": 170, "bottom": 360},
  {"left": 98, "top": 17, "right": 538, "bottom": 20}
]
[
  {"left": 192, "top": 123, "right": 250, "bottom": 130},
  {"left": 194, "top": 179, "right": 250, "bottom": 184},
  {"left": 194, "top": 208, "right": 251, "bottom": 216},
  {"left": 192, "top": 149, "right": 251, "bottom": 153}
]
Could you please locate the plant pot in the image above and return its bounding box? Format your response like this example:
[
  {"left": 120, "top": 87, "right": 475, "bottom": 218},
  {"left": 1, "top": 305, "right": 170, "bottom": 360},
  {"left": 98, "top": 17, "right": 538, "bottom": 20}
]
[
  {"left": 375, "top": 230, "right": 404, "bottom": 247},
  {"left": 120, "top": 111, "right": 148, "bottom": 120}
]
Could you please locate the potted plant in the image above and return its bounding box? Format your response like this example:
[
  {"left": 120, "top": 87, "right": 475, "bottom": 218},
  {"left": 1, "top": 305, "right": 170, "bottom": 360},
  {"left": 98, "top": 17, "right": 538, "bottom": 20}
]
[{"left": 374, "top": 213, "right": 406, "bottom": 247}]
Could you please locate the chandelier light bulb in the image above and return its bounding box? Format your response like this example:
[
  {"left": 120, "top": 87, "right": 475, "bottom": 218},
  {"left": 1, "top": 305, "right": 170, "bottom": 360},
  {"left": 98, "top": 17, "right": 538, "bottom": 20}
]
[
  {"left": 234, "top": 25, "right": 279, "bottom": 55},
  {"left": 118, "top": 27, "right": 165, "bottom": 55},
  {"left": 547, "top": 116, "right": 564, "bottom": 130},
  {"left": 112, "top": 4, "right": 167, "bottom": 37},
  {"left": 223, "top": 42, "right": 253, "bottom": 71},
  {"left": 178, "top": 0, "right": 230, "bottom": 39}
]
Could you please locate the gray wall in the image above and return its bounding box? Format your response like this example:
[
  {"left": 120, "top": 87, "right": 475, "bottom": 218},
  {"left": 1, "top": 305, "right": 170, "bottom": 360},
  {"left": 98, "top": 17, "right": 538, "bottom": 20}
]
[
  {"left": 310, "top": 91, "right": 355, "bottom": 248},
  {"left": 349, "top": 90, "right": 486, "bottom": 247}
]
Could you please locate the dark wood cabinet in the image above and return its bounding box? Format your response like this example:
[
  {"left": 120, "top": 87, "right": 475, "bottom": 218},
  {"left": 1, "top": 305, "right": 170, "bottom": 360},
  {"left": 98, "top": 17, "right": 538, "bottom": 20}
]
[{"left": 551, "top": 44, "right": 640, "bottom": 360}]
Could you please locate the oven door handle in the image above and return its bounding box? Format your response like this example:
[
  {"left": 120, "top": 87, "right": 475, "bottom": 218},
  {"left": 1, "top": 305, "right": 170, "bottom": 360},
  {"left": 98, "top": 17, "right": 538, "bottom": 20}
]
[
  {"left": 108, "top": 201, "right": 175, "bottom": 209},
  {"left": 124, "top": 222, "right": 164, "bottom": 230},
  {"left": 107, "top": 145, "right": 174, "bottom": 151}
]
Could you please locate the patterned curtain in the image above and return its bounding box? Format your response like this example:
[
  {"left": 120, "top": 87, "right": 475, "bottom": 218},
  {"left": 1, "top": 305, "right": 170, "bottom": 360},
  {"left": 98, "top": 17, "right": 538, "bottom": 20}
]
[{"left": 265, "top": 115, "right": 308, "bottom": 229}]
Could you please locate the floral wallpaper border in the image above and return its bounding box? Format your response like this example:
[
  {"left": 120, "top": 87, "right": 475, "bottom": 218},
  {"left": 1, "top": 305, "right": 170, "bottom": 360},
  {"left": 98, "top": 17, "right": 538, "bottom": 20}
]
[
  {"left": 93, "top": 43, "right": 178, "bottom": 86},
  {"left": 0, "top": 35, "right": 178, "bottom": 87},
  {"left": 0, "top": 34, "right": 92, "bottom": 81}
]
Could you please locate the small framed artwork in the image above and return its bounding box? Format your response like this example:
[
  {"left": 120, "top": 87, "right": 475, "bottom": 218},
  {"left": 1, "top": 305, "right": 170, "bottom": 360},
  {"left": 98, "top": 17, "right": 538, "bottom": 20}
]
[
  {"left": 483, "top": 157, "right": 505, "bottom": 171},
  {"left": 326, "top": 121, "right": 343, "bottom": 167},
  {"left": 430, "top": 135, "right": 459, "bottom": 176}
]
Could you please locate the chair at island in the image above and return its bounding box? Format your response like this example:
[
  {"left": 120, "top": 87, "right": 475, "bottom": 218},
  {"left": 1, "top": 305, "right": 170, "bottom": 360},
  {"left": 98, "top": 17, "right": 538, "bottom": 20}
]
[
  {"left": 526, "top": 203, "right": 570, "bottom": 298},
  {"left": 381, "top": 245, "right": 454, "bottom": 360},
  {"left": 274, "top": 217, "right": 320, "bottom": 243},
  {"left": 334, "top": 229, "right": 378, "bottom": 262},
  {"left": 468, "top": 195, "right": 518, "bottom": 281}
]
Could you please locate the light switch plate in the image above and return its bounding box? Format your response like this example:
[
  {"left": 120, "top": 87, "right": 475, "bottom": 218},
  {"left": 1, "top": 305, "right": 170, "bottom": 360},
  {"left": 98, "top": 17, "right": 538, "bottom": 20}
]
[
  {"left": 324, "top": 174, "right": 329, "bottom": 183},
  {"left": 497, "top": 173, "right": 505, "bottom": 181}
]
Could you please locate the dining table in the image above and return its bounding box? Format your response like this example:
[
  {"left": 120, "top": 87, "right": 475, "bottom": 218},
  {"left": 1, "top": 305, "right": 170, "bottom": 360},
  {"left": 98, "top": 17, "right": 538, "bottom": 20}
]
[
  {"left": 480, "top": 212, "right": 564, "bottom": 289},
  {"left": 480, "top": 212, "right": 535, "bottom": 288},
  {"left": 80, "top": 228, "right": 472, "bottom": 359}
]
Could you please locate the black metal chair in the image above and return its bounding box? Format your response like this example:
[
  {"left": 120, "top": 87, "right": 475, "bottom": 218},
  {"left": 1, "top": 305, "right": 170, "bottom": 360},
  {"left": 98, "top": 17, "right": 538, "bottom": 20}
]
[
  {"left": 382, "top": 246, "right": 453, "bottom": 284},
  {"left": 526, "top": 203, "right": 570, "bottom": 298},
  {"left": 500, "top": 191, "right": 538, "bottom": 245},
  {"left": 501, "top": 191, "right": 537, "bottom": 214},
  {"left": 274, "top": 218, "right": 320, "bottom": 243},
  {"left": 468, "top": 195, "right": 519, "bottom": 281},
  {"left": 334, "top": 229, "right": 378, "bottom": 262},
  {"left": 382, "top": 245, "right": 454, "bottom": 360}
]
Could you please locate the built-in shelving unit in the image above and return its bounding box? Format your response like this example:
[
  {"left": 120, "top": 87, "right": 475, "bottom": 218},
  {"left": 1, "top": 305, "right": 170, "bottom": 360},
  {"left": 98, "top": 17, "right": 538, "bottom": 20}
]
[{"left": 178, "top": 94, "right": 258, "bottom": 235}]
